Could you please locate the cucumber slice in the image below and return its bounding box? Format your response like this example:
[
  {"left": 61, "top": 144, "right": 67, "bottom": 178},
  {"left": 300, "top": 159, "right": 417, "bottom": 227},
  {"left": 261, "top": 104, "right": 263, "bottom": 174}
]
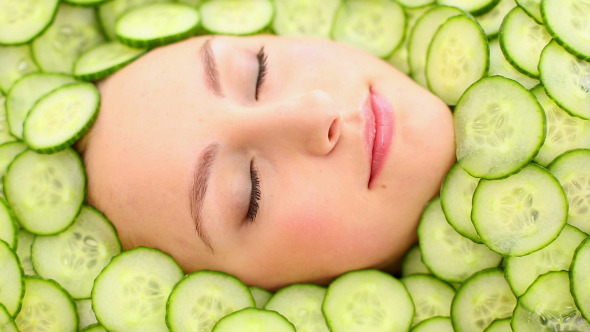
[
  {"left": 488, "top": 39, "right": 539, "bottom": 90},
  {"left": 0, "top": 142, "right": 27, "bottom": 199},
  {"left": 0, "top": 0, "right": 60, "bottom": 45},
  {"left": 516, "top": 0, "right": 542, "bottom": 23},
  {"left": 64, "top": 0, "right": 111, "bottom": 6},
  {"left": 548, "top": 149, "right": 590, "bottom": 233},
  {"left": 408, "top": 5, "right": 465, "bottom": 87},
  {"left": 98, "top": 0, "right": 174, "bottom": 41},
  {"left": 74, "top": 41, "right": 146, "bottom": 81},
  {"left": 437, "top": 0, "right": 502, "bottom": 15},
  {"left": 539, "top": 40, "right": 590, "bottom": 120},
  {"left": 272, "top": 0, "right": 341, "bottom": 38},
  {"left": 200, "top": 0, "right": 274, "bottom": 36},
  {"left": 571, "top": 236, "right": 590, "bottom": 322},
  {"left": 115, "top": 2, "right": 200, "bottom": 48},
  {"left": 454, "top": 76, "right": 545, "bottom": 179},
  {"left": 476, "top": 0, "right": 517, "bottom": 39},
  {"left": 472, "top": 163, "right": 568, "bottom": 256},
  {"left": 165, "top": 270, "right": 255, "bottom": 332},
  {"left": 322, "top": 269, "right": 414, "bottom": 332},
  {"left": 15, "top": 228, "right": 36, "bottom": 276},
  {"left": 484, "top": 318, "right": 512, "bottom": 332},
  {"left": 4, "top": 148, "right": 86, "bottom": 235},
  {"left": 512, "top": 271, "right": 590, "bottom": 331},
  {"left": 401, "top": 274, "right": 455, "bottom": 327},
  {"left": 264, "top": 284, "right": 329, "bottom": 332},
  {"left": 92, "top": 247, "right": 184, "bottom": 332},
  {"left": 31, "top": 205, "right": 121, "bottom": 299},
  {"left": 426, "top": 15, "right": 488, "bottom": 105},
  {"left": 249, "top": 286, "right": 272, "bottom": 309},
  {"left": 23, "top": 82, "right": 99, "bottom": 153},
  {"left": 397, "top": 0, "right": 435, "bottom": 8},
  {"left": 0, "top": 44, "right": 39, "bottom": 93},
  {"left": 0, "top": 199, "right": 16, "bottom": 249},
  {"left": 542, "top": 0, "right": 590, "bottom": 61},
  {"left": 0, "top": 303, "right": 18, "bottom": 332},
  {"left": 179, "top": 0, "right": 202, "bottom": 6},
  {"left": 0, "top": 92, "right": 16, "bottom": 145},
  {"left": 411, "top": 316, "right": 454, "bottom": 332},
  {"left": 32, "top": 3, "right": 105, "bottom": 74},
  {"left": 499, "top": 6, "right": 552, "bottom": 78},
  {"left": 76, "top": 298, "right": 98, "bottom": 330},
  {"left": 331, "top": 0, "right": 406, "bottom": 59},
  {"left": 504, "top": 224, "right": 586, "bottom": 296},
  {"left": 0, "top": 239, "right": 24, "bottom": 317},
  {"left": 451, "top": 268, "right": 516, "bottom": 332},
  {"left": 212, "top": 308, "right": 296, "bottom": 332},
  {"left": 401, "top": 244, "right": 432, "bottom": 277},
  {"left": 80, "top": 323, "right": 107, "bottom": 332},
  {"left": 6, "top": 72, "right": 77, "bottom": 140},
  {"left": 440, "top": 162, "right": 482, "bottom": 243},
  {"left": 533, "top": 85, "right": 590, "bottom": 166},
  {"left": 417, "top": 198, "right": 502, "bottom": 283}
]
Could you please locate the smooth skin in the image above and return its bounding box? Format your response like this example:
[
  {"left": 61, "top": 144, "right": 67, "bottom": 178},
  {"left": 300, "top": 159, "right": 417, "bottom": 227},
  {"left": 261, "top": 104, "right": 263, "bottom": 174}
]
[{"left": 80, "top": 35, "right": 455, "bottom": 290}]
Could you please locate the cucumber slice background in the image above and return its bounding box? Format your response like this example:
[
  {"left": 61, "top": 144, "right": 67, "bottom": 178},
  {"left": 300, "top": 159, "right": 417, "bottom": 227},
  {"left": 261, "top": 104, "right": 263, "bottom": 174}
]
[
  {"left": 249, "top": 286, "right": 272, "bottom": 308},
  {"left": 475, "top": 0, "right": 517, "bottom": 39},
  {"left": 542, "top": 0, "right": 590, "bottom": 61},
  {"left": 0, "top": 44, "right": 39, "bottom": 93},
  {"left": 0, "top": 0, "right": 60, "bottom": 45},
  {"left": 0, "top": 199, "right": 16, "bottom": 249},
  {"left": 98, "top": 0, "right": 175, "bottom": 41},
  {"left": 402, "top": 274, "right": 455, "bottom": 327},
  {"left": 437, "top": 0, "right": 501, "bottom": 15},
  {"left": 487, "top": 39, "right": 540, "bottom": 90},
  {"left": 0, "top": 239, "right": 24, "bottom": 317},
  {"left": 212, "top": 308, "right": 296, "bottom": 332},
  {"left": 571, "top": 236, "right": 590, "bottom": 322},
  {"left": 74, "top": 42, "right": 146, "bottom": 81},
  {"left": 411, "top": 316, "right": 454, "bottom": 332},
  {"left": 264, "top": 283, "right": 329, "bottom": 332},
  {"left": 200, "top": 0, "right": 274, "bottom": 36},
  {"left": 272, "top": 0, "right": 341, "bottom": 38},
  {"left": 0, "top": 303, "right": 18, "bottom": 332},
  {"left": 401, "top": 245, "right": 432, "bottom": 277},
  {"left": 516, "top": 0, "right": 542, "bottom": 23}
]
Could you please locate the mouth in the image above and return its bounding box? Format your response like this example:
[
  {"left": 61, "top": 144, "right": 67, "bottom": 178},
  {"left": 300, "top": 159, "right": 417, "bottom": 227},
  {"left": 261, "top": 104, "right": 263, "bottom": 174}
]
[{"left": 364, "top": 87, "right": 394, "bottom": 189}]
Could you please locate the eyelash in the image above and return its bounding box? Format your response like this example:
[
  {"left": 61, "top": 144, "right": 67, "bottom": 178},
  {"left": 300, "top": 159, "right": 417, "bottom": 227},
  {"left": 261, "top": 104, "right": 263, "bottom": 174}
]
[
  {"left": 247, "top": 160, "right": 261, "bottom": 222},
  {"left": 255, "top": 46, "right": 268, "bottom": 101}
]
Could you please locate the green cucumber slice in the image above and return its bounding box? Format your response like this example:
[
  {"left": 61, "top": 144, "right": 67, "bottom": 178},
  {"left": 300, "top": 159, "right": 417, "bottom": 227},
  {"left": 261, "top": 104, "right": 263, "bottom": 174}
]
[
  {"left": 488, "top": 39, "right": 540, "bottom": 90},
  {"left": 437, "top": 0, "right": 502, "bottom": 15},
  {"left": 0, "top": 303, "right": 18, "bottom": 332},
  {"left": 401, "top": 274, "right": 455, "bottom": 327},
  {"left": 15, "top": 228, "right": 35, "bottom": 276},
  {"left": 483, "top": 318, "right": 512, "bottom": 332},
  {"left": 264, "top": 284, "right": 329, "bottom": 332},
  {"left": 64, "top": 0, "right": 111, "bottom": 6},
  {"left": 31, "top": 205, "right": 121, "bottom": 299},
  {"left": 0, "top": 92, "right": 16, "bottom": 145},
  {"left": 272, "top": 0, "right": 341, "bottom": 38},
  {"left": 331, "top": 0, "right": 406, "bottom": 59},
  {"left": 200, "top": 0, "right": 274, "bottom": 36},
  {"left": 0, "top": 142, "right": 27, "bottom": 199},
  {"left": 80, "top": 323, "right": 107, "bottom": 332},
  {"left": 0, "top": 44, "right": 39, "bottom": 93},
  {"left": 571, "top": 236, "right": 590, "bottom": 322},
  {"left": 516, "top": 0, "right": 542, "bottom": 23},
  {"left": 76, "top": 298, "right": 98, "bottom": 330},
  {"left": 539, "top": 40, "right": 590, "bottom": 120},
  {"left": 322, "top": 269, "right": 414, "bottom": 332},
  {"left": 451, "top": 268, "right": 516, "bottom": 332},
  {"left": 476, "top": 0, "right": 518, "bottom": 39},
  {"left": 0, "top": 199, "right": 16, "bottom": 249},
  {"left": 92, "top": 247, "right": 184, "bottom": 332},
  {"left": 472, "top": 163, "right": 568, "bottom": 256},
  {"left": 454, "top": 76, "right": 545, "bottom": 179},
  {"left": 165, "top": 270, "right": 255, "bottom": 332},
  {"left": 401, "top": 244, "right": 432, "bottom": 277},
  {"left": 115, "top": 2, "right": 200, "bottom": 48},
  {"left": 249, "top": 286, "right": 272, "bottom": 309},
  {"left": 74, "top": 41, "right": 146, "bottom": 81},
  {"left": 0, "top": 0, "right": 60, "bottom": 45},
  {"left": 0, "top": 239, "right": 24, "bottom": 317},
  {"left": 542, "top": 0, "right": 590, "bottom": 61},
  {"left": 411, "top": 317, "right": 454, "bottom": 332},
  {"left": 98, "top": 0, "right": 174, "bottom": 41},
  {"left": 397, "top": 0, "right": 435, "bottom": 8},
  {"left": 212, "top": 308, "right": 296, "bottom": 332},
  {"left": 4, "top": 148, "right": 86, "bottom": 235}
]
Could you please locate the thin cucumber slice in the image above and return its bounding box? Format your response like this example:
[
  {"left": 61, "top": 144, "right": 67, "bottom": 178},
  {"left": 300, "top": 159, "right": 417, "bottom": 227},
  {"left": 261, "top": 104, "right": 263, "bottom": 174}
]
[
  {"left": 98, "top": 0, "right": 174, "bottom": 41},
  {"left": 499, "top": 6, "right": 551, "bottom": 78},
  {"left": 76, "top": 298, "right": 98, "bottom": 330},
  {"left": 81, "top": 323, "right": 107, "bottom": 332},
  {"left": 411, "top": 317, "right": 454, "bottom": 332},
  {"left": 264, "top": 284, "right": 329, "bottom": 332},
  {"left": 179, "top": 0, "right": 202, "bottom": 6},
  {"left": 451, "top": 268, "right": 516, "bottom": 332},
  {"left": 533, "top": 85, "right": 590, "bottom": 166},
  {"left": 272, "top": 0, "right": 341, "bottom": 38},
  {"left": 115, "top": 2, "right": 200, "bottom": 48},
  {"left": 571, "top": 236, "right": 590, "bottom": 322},
  {"left": 548, "top": 149, "right": 590, "bottom": 233},
  {"left": 488, "top": 39, "right": 539, "bottom": 90},
  {"left": 331, "top": 0, "right": 406, "bottom": 59},
  {"left": 64, "top": 0, "right": 111, "bottom": 6},
  {"left": 14, "top": 277, "right": 78, "bottom": 332},
  {"left": 476, "top": 0, "right": 517, "bottom": 39},
  {"left": 440, "top": 162, "right": 482, "bottom": 243},
  {"left": 504, "top": 224, "right": 586, "bottom": 296},
  {"left": 0, "top": 199, "right": 16, "bottom": 249},
  {"left": 484, "top": 318, "right": 512, "bottom": 332},
  {"left": 32, "top": 3, "right": 105, "bottom": 74},
  {"left": 516, "top": 0, "right": 542, "bottom": 23},
  {"left": 4, "top": 148, "right": 86, "bottom": 235},
  {"left": 0, "top": 239, "right": 24, "bottom": 317},
  {"left": 512, "top": 271, "right": 590, "bottom": 331},
  {"left": 0, "top": 142, "right": 27, "bottom": 199},
  {"left": 542, "top": 0, "right": 590, "bottom": 61},
  {"left": 539, "top": 40, "right": 590, "bottom": 120},
  {"left": 401, "top": 274, "right": 455, "bottom": 327},
  {"left": 408, "top": 5, "right": 465, "bottom": 87},
  {"left": 0, "top": 92, "right": 16, "bottom": 145},
  {"left": 0, "top": 303, "right": 18, "bottom": 332},
  {"left": 472, "top": 163, "right": 568, "bottom": 256},
  {"left": 200, "top": 0, "right": 274, "bottom": 36},
  {"left": 74, "top": 41, "right": 146, "bottom": 81},
  {"left": 0, "top": 44, "right": 39, "bottom": 93},
  {"left": 23, "top": 82, "right": 99, "bottom": 153},
  {"left": 166, "top": 270, "right": 255, "bottom": 332},
  {"left": 437, "top": 0, "right": 502, "bottom": 15},
  {"left": 397, "top": 0, "right": 435, "bottom": 8},
  {"left": 6, "top": 72, "right": 77, "bottom": 140},
  {"left": 92, "top": 247, "right": 184, "bottom": 332},
  {"left": 212, "top": 308, "right": 296, "bottom": 332},
  {"left": 322, "top": 269, "right": 414, "bottom": 332},
  {"left": 249, "top": 286, "right": 272, "bottom": 309},
  {"left": 31, "top": 205, "right": 121, "bottom": 299},
  {"left": 15, "top": 228, "right": 35, "bottom": 276},
  {"left": 417, "top": 198, "right": 502, "bottom": 283},
  {"left": 426, "top": 15, "right": 489, "bottom": 105},
  {"left": 0, "top": 0, "right": 60, "bottom": 45},
  {"left": 401, "top": 244, "right": 432, "bottom": 277},
  {"left": 454, "top": 76, "right": 545, "bottom": 179}
]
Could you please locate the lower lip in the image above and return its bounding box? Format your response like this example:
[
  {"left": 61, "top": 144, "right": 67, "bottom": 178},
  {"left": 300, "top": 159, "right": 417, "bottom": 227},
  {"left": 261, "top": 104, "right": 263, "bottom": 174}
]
[{"left": 364, "top": 88, "right": 394, "bottom": 188}]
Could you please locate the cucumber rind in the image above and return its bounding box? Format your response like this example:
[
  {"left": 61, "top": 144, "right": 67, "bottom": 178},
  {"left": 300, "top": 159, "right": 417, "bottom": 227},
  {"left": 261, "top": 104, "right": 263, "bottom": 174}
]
[
  {"left": 200, "top": 0, "right": 275, "bottom": 36},
  {"left": 437, "top": 0, "right": 502, "bottom": 16},
  {"left": 0, "top": 302, "right": 18, "bottom": 332},
  {"left": 410, "top": 316, "right": 454, "bottom": 332},
  {"left": 570, "top": 235, "right": 590, "bottom": 322},
  {"left": 0, "top": 198, "right": 17, "bottom": 249},
  {"left": 63, "top": 0, "right": 111, "bottom": 6},
  {"left": 74, "top": 42, "right": 146, "bottom": 81},
  {"left": 483, "top": 318, "right": 512, "bottom": 332},
  {"left": 487, "top": 39, "right": 540, "bottom": 90},
  {"left": 212, "top": 307, "right": 296, "bottom": 332},
  {"left": 475, "top": 0, "right": 518, "bottom": 39},
  {"left": 0, "top": 239, "right": 24, "bottom": 317},
  {"left": 515, "top": 0, "right": 543, "bottom": 24},
  {"left": 0, "top": 0, "right": 60, "bottom": 46},
  {"left": 264, "top": 283, "right": 329, "bottom": 332},
  {"left": 541, "top": 0, "right": 590, "bottom": 61}
]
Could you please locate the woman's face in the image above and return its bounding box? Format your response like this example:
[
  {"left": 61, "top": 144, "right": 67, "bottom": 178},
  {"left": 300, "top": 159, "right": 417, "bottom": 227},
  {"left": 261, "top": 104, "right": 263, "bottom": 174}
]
[{"left": 82, "top": 35, "right": 455, "bottom": 289}]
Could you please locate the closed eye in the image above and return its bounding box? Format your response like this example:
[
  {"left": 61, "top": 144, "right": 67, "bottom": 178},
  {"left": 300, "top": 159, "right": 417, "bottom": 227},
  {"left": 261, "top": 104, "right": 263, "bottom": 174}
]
[
  {"left": 255, "top": 46, "right": 268, "bottom": 100},
  {"left": 246, "top": 159, "right": 261, "bottom": 222}
]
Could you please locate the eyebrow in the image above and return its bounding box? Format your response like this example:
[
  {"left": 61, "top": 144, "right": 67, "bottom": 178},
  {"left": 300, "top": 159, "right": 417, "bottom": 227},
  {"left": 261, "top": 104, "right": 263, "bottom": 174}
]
[
  {"left": 201, "top": 38, "right": 224, "bottom": 97},
  {"left": 189, "top": 142, "right": 219, "bottom": 251}
]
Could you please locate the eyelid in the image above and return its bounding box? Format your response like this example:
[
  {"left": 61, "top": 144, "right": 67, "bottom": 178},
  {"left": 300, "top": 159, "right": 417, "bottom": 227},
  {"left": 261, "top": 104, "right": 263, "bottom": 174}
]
[
  {"left": 246, "top": 159, "right": 261, "bottom": 222},
  {"left": 255, "top": 46, "right": 268, "bottom": 101}
]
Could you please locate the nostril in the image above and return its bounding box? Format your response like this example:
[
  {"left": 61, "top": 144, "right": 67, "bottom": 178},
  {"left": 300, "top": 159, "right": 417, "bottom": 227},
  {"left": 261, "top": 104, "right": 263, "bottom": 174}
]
[{"left": 327, "top": 118, "right": 341, "bottom": 145}]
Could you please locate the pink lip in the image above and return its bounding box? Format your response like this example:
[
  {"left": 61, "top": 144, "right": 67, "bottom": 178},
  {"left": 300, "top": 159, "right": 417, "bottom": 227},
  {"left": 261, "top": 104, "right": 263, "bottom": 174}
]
[{"left": 363, "top": 88, "right": 394, "bottom": 188}]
